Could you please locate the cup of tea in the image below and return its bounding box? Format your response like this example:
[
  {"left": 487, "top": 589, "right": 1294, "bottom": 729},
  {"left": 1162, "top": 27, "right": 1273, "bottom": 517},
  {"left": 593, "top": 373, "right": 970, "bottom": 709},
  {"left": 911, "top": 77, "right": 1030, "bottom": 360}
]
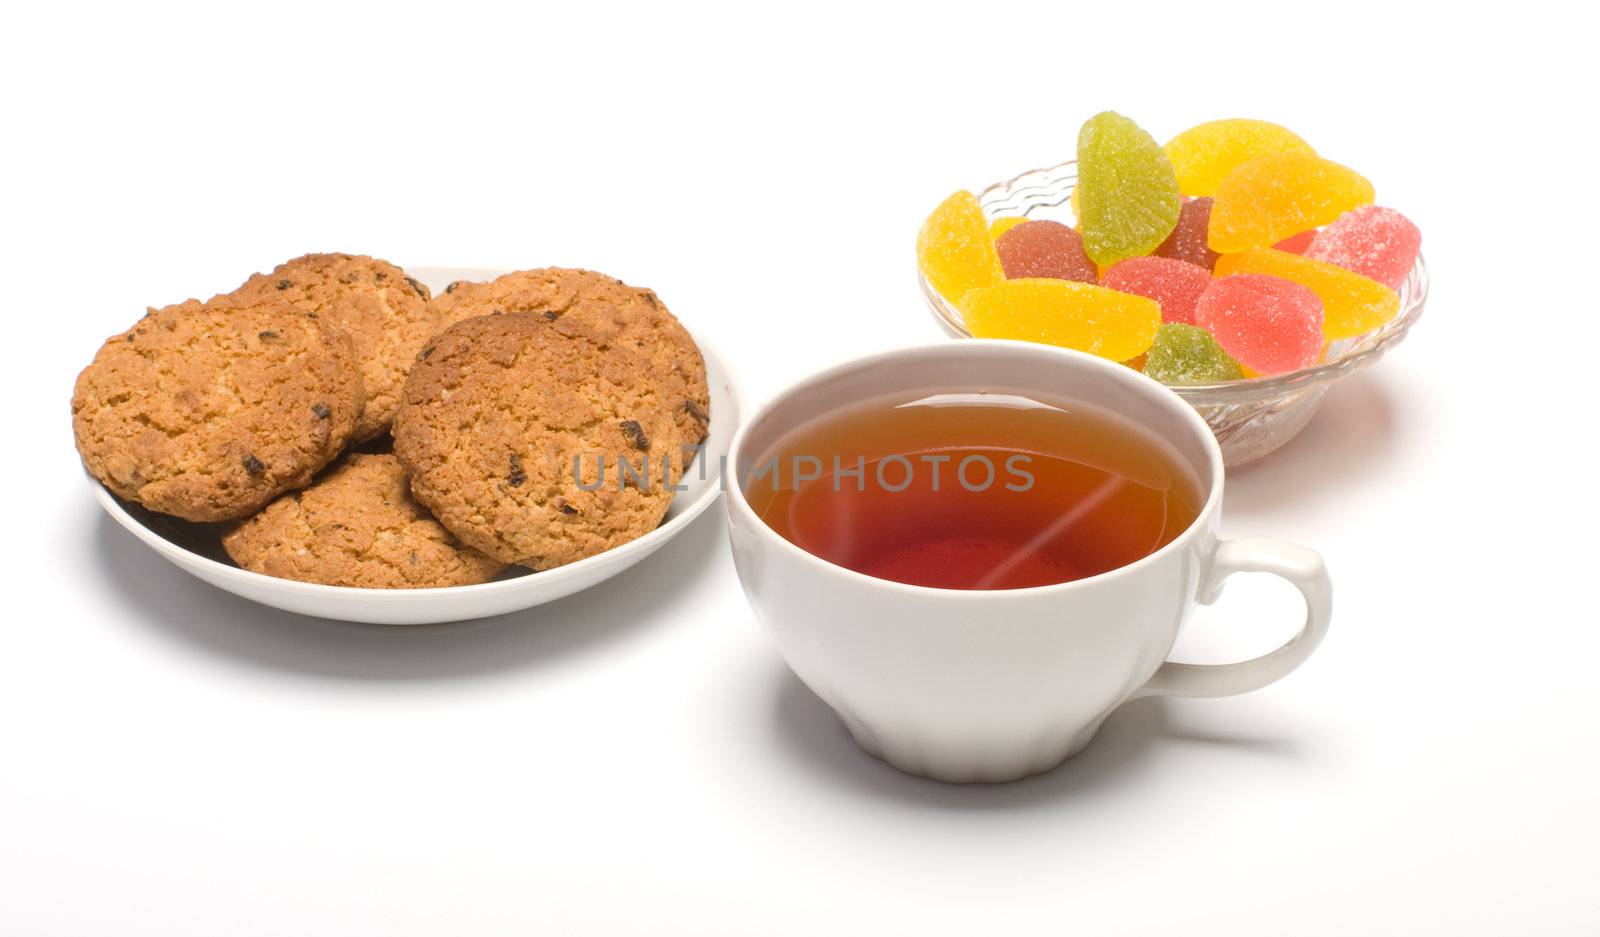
[{"left": 725, "top": 340, "right": 1331, "bottom": 783}]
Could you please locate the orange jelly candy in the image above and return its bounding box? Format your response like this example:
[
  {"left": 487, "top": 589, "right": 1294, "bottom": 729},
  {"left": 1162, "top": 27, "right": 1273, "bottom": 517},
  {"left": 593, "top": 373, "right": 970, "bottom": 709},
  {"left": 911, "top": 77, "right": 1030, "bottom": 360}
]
[
  {"left": 1214, "top": 248, "right": 1400, "bottom": 340},
  {"left": 1208, "top": 153, "right": 1374, "bottom": 253},
  {"left": 917, "top": 190, "right": 1004, "bottom": 300},
  {"left": 959, "top": 278, "right": 1160, "bottom": 361},
  {"left": 989, "top": 216, "right": 1029, "bottom": 240},
  {"left": 1163, "top": 119, "right": 1315, "bottom": 197}
]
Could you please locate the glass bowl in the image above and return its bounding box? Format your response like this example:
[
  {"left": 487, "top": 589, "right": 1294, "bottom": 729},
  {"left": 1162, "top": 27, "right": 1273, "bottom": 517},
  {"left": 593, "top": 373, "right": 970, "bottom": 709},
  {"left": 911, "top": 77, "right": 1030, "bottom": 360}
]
[{"left": 921, "top": 158, "right": 1428, "bottom": 467}]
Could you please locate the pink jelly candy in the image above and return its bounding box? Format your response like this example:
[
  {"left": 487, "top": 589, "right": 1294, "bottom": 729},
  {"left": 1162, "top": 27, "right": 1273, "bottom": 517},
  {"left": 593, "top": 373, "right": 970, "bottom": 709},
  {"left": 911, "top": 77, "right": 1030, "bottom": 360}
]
[
  {"left": 1305, "top": 205, "right": 1422, "bottom": 290},
  {"left": 1273, "top": 230, "right": 1317, "bottom": 254},
  {"left": 996, "top": 220, "right": 1098, "bottom": 283},
  {"left": 1101, "top": 256, "right": 1212, "bottom": 326},
  {"left": 1194, "top": 275, "right": 1324, "bottom": 375},
  {"left": 1154, "top": 197, "right": 1219, "bottom": 270}
]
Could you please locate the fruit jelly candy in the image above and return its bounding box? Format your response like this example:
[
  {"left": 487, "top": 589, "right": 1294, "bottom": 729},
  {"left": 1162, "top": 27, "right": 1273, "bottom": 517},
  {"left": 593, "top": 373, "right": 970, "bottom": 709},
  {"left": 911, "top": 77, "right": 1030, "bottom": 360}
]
[
  {"left": 1273, "top": 230, "right": 1317, "bottom": 254},
  {"left": 1194, "top": 275, "right": 1324, "bottom": 375},
  {"left": 1143, "top": 323, "right": 1243, "bottom": 384},
  {"left": 918, "top": 190, "right": 1004, "bottom": 300},
  {"left": 990, "top": 216, "right": 1029, "bottom": 240},
  {"left": 1154, "top": 197, "right": 1220, "bottom": 270},
  {"left": 1305, "top": 205, "right": 1422, "bottom": 290},
  {"left": 1101, "top": 256, "right": 1211, "bottom": 326},
  {"left": 1163, "top": 119, "right": 1316, "bottom": 197},
  {"left": 1209, "top": 152, "right": 1375, "bottom": 252},
  {"left": 1214, "top": 248, "right": 1400, "bottom": 340},
  {"left": 996, "top": 220, "right": 1098, "bottom": 283},
  {"left": 1076, "top": 111, "right": 1181, "bottom": 266},
  {"left": 960, "top": 278, "right": 1160, "bottom": 361}
]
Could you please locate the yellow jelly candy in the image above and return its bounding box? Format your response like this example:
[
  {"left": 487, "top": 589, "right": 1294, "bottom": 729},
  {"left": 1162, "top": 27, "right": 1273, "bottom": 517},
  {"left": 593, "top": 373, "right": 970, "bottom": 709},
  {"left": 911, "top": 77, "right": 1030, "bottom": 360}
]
[
  {"left": 1163, "top": 119, "right": 1315, "bottom": 197},
  {"left": 1215, "top": 249, "right": 1400, "bottom": 340},
  {"left": 989, "top": 216, "right": 1029, "bottom": 240},
  {"left": 917, "top": 190, "right": 1004, "bottom": 300},
  {"left": 1209, "top": 153, "right": 1375, "bottom": 252},
  {"left": 1076, "top": 111, "right": 1181, "bottom": 267},
  {"left": 959, "top": 278, "right": 1160, "bottom": 361}
]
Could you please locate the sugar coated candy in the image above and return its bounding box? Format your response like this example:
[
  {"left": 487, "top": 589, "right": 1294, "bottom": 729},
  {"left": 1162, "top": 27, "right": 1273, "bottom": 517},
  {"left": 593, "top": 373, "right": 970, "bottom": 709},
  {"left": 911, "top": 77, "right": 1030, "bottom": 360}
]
[
  {"left": 1154, "top": 197, "right": 1220, "bottom": 270},
  {"left": 1076, "top": 111, "right": 1182, "bottom": 266},
  {"left": 960, "top": 278, "right": 1160, "bottom": 361},
  {"left": 1305, "top": 205, "right": 1422, "bottom": 290},
  {"left": 1163, "top": 119, "right": 1315, "bottom": 197},
  {"left": 918, "top": 190, "right": 1004, "bottom": 300},
  {"left": 1143, "top": 323, "right": 1243, "bottom": 384},
  {"left": 1273, "top": 230, "right": 1317, "bottom": 254},
  {"left": 996, "top": 220, "right": 1098, "bottom": 283},
  {"left": 1214, "top": 248, "right": 1400, "bottom": 340},
  {"left": 1101, "top": 256, "right": 1211, "bottom": 326},
  {"left": 1194, "top": 275, "right": 1324, "bottom": 375},
  {"left": 990, "top": 216, "right": 1029, "bottom": 240},
  {"left": 1208, "top": 153, "right": 1375, "bottom": 253}
]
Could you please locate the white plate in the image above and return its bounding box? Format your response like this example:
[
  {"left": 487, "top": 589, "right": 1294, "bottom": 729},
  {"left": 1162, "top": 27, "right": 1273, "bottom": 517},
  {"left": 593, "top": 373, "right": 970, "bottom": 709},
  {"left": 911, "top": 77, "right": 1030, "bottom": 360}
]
[{"left": 88, "top": 266, "right": 743, "bottom": 625}]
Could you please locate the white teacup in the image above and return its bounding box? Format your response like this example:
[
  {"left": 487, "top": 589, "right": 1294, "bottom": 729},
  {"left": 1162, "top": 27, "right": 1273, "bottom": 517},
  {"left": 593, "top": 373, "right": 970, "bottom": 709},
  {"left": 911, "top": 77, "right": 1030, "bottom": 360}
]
[{"left": 725, "top": 340, "right": 1331, "bottom": 784}]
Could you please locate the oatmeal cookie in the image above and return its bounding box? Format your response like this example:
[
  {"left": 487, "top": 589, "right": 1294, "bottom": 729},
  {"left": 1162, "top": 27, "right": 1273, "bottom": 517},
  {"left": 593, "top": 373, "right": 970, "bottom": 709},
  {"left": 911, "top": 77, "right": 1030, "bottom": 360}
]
[
  {"left": 233, "top": 253, "right": 437, "bottom": 439},
  {"left": 434, "top": 267, "right": 679, "bottom": 349},
  {"left": 392, "top": 310, "right": 709, "bottom": 568},
  {"left": 72, "top": 296, "right": 364, "bottom": 522},
  {"left": 223, "top": 453, "right": 505, "bottom": 588}
]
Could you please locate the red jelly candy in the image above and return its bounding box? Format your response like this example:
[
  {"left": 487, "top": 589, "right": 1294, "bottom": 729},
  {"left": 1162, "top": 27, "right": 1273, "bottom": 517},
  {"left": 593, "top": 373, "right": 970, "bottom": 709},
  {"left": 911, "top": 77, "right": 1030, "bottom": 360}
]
[
  {"left": 1273, "top": 230, "right": 1317, "bottom": 254},
  {"left": 1101, "top": 256, "right": 1212, "bottom": 326},
  {"left": 1154, "top": 197, "right": 1220, "bottom": 270},
  {"left": 995, "top": 220, "right": 1098, "bottom": 283},
  {"left": 1305, "top": 205, "right": 1422, "bottom": 290},
  {"left": 1194, "top": 275, "right": 1324, "bottom": 375}
]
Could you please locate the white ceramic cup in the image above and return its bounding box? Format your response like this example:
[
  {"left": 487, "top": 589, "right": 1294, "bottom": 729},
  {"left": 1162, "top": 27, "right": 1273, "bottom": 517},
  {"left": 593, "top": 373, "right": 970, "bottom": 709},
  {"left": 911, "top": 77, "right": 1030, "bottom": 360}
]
[{"left": 725, "top": 340, "right": 1331, "bottom": 784}]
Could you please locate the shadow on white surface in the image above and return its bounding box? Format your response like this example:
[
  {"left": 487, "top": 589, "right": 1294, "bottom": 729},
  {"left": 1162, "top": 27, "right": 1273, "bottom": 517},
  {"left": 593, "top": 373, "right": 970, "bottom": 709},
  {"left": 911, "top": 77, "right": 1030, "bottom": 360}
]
[
  {"left": 767, "top": 669, "right": 1301, "bottom": 808},
  {"left": 90, "top": 501, "right": 727, "bottom": 681},
  {"left": 1224, "top": 368, "right": 1404, "bottom": 523}
]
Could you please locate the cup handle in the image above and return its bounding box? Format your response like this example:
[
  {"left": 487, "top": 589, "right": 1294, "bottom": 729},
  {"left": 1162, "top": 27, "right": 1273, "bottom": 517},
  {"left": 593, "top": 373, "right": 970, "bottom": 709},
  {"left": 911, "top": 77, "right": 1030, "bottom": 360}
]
[{"left": 1135, "top": 537, "right": 1332, "bottom": 699}]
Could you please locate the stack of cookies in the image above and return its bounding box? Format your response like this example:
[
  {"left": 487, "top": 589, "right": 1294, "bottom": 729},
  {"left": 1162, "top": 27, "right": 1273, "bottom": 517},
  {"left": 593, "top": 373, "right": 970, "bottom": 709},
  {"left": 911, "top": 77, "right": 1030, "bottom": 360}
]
[{"left": 73, "top": 256, "right": 710, "bottom": 589}]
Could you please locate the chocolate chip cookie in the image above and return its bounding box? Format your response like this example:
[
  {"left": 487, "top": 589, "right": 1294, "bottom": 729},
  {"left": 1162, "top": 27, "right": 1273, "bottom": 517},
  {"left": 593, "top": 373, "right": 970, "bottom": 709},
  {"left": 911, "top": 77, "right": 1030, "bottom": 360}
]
[
  {"left": 223, "top": 453, "right": 505, "bottom": 588},
  {"left": 73, "top": 296, "right": 364, "bottom": 522},
  {"left": 233, "top": 253, "right": 437, "bottom": 439}
]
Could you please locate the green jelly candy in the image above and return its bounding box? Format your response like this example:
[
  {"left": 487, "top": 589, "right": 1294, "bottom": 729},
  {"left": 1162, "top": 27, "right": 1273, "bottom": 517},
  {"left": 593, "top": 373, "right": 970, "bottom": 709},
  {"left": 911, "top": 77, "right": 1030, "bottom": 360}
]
[
  {"left": 1076, "top": 111, "right": 1182, "bottom": 267},
  {"left": 1143, "top": 323, "right": 1243, "bottom": 384}
]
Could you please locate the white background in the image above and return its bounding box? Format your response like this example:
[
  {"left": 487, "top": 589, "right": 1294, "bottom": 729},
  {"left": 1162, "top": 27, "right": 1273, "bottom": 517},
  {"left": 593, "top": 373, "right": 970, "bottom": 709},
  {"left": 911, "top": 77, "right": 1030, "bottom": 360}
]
[{"left": 4, "top": 2, "right": 1597, "bottom": 933}]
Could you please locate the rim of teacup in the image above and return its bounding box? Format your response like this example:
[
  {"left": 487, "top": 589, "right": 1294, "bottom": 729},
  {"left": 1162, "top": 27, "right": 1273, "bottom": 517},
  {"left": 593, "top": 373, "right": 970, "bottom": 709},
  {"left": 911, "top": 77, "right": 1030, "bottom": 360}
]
[{"left": 726, "top": 339, "right": 1225, "bottom": 598}]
